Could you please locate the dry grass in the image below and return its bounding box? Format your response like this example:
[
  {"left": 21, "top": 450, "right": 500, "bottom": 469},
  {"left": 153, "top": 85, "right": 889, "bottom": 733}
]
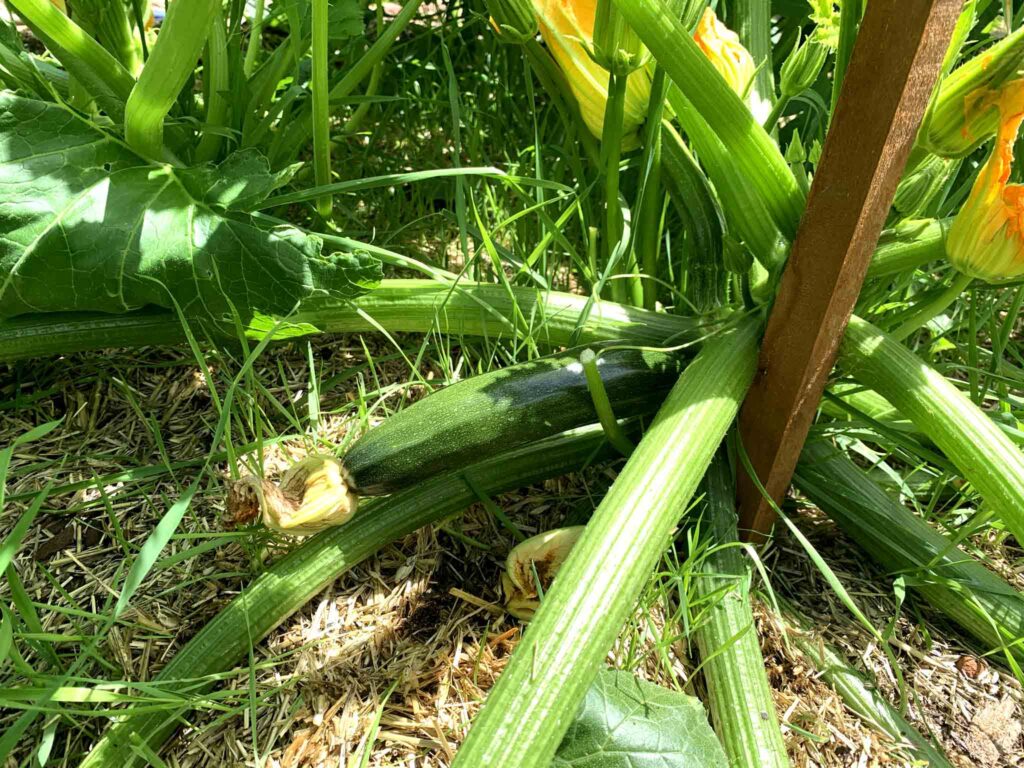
[{"left": 1, "top": 338, "right": 1022, "bottom": 768}]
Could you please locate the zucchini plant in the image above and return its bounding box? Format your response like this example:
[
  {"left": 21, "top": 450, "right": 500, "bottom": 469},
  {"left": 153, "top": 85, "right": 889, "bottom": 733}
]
[{"left": 2, "top": 1, "right": 1023, "bottom": 767}]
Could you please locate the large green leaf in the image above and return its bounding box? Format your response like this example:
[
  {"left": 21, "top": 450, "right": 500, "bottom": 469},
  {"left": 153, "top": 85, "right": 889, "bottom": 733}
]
[
  {"left": 0, "top": 92, "right": 381, "bottom": 320},
  {"left": 554, "top": 670, "right": 729, "bottom": 768}
]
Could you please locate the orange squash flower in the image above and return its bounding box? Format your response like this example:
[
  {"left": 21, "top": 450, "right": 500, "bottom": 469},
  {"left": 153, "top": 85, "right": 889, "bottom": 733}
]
[
  {"left": 534, "top": 0, "right": 651, "bottom": 142},
  {"left": 692, "top": 8, "right": 756, "bottom": 98},
  {"left": 947, "top": 80, "right": 1024, "bottom": 282}
]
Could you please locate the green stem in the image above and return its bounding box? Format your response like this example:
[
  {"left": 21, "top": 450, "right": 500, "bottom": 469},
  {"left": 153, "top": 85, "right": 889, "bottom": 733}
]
[
  {"left": 796, "top": 440, "right": 1024, "bottom": 668},
  {"left": 69, "top": 0, "right": 141, "bottom": 75},
  {"left": 341, "top": 3, "right": 386, "bottom": 137},
  {"left": 6, "top": 0, "right": 135, "bottom": 120},
  {"left": 124, "top": 0, "right": 219, "bottom": 162},
  {"left": 694, "top": 456, "right": 789, "bottom": 768},
  {"left": 602, "top": 71, "right": 629, "bottom": 304},
  {"left": 130, "top": 0, "right": 148, "bottom": 61},
  {"left": 830, "top": 0, "right": 862, "bottom": 120},
  {"left": 840, "top": 315, "right": 1024, "bottom": 548},
  {"left": 1, "top": 209, "right": 947, "bottom": 363},
  {"left": 611, "top": 0, "right": 804, "bottom": 237},
  {"left": 587, "top": 226, "right": 601, "bottom": 294},
  {"left": 194, "top": 6, "right": 230, "bottom": 163},
  {"left": 580, "top": 349, "right": 636, "bottom": 457},
  {"left": 727, "top": 0, "right": 774, "bottom": 124},
  {"left": 311, "top": 0, "right": 332, "bottom": 218},
  {"left": 0, "top": 280, "right": 703, "bottom": 363},
  {"left": 665, "top": 89, "right": 787, "bottom": 274},
  {"left": 762, "top": 95, "right": 789, "bottom": 133},
  {"left": 889, "top": 270, "right": 974, "bottom": 341},
  {"left": 451, "top": 317, "right": 759, "bottom": 768},
  {"left": 866, "top": 218, "right": 949, "bottom": 279},
  {"left": 638, "top": 68, "right": 669, "bottom": 311},
  {"left": 81, "top": 425, "right": 622, "bottom": 767},
  {"left": 660, "top": 121, "right": 727, "bottom": 308},
  {"left": 272, "top": 0, "right": 423, "bottom": 166},
  {"left": 242, "top": 0, "right": 266, "bottom": 77}
]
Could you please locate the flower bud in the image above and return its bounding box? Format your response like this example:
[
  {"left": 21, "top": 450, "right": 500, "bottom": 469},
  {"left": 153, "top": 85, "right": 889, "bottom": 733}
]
[
  {"left": 947, "top": 80, "right": 1024, "bottom": 282},
  {"left": 894, "top": 153, "right": 955, "bottom": 218},
  {"left": 922, "top": 24, "right": 1024, "bottom": 158},
  {"left": 486, "top": 0, "right": 538, "bottom": 44},
  {"left": 227, "top": 456, "right": 358, "bottom": 536},
  {"left": 692, "top": 8, "right": 756, "bottom": 98},
  {"left": 500, "top": 526, "right": 584, "bottom": 621},
  {"left": 535, "top": 0, "right": 652, "bottom": 143},
  {"left": 779, "top": 32, "right": 828, "bottom": 98},
  {"left": 592, "top": 0, "right": 647, "bottom": 75}
]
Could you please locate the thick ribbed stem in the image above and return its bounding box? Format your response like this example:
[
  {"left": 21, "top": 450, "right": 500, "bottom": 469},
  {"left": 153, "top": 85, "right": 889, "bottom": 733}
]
[{"left": 452, "top": 317, "right": 760, "bottom": 768}]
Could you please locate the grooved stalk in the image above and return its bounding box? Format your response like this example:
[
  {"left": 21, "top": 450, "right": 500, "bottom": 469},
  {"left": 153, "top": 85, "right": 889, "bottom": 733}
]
[
  {"left": 311, "top": 0, "right": 332, "bottom": 217},
  {"left": 452, "top": 317, "right": 760, "bottom": 768},
  {"left": 6, "top": 0, "right": 135, "bottom": 118},
  {"left": 694, "top": 456, "right": 789, "bottom": 767},
  {"left": 840, "top": 315, "right": 1024, "bottom": 548},
  {"left": 124, "top": 0, "right": 220, "bottom": 161},
  {"left": 796, "top": 440, "right": 1024, "bottom": 665},
  {"left": 610, "top": 0, "right": 804, "bottom": 236},
  {"left": 0, "top": 280, "right": 702, "bottom": 362}
]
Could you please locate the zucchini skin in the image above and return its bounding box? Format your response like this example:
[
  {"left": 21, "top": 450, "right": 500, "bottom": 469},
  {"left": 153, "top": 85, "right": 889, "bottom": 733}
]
[{"left": 343, "top": 349, "right": 684, "bottom": 495}]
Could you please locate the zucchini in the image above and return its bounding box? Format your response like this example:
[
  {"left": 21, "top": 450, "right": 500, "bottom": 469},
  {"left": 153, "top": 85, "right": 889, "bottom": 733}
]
[{"left": 342, "top": 348, "right": 684, "bottom": 495}]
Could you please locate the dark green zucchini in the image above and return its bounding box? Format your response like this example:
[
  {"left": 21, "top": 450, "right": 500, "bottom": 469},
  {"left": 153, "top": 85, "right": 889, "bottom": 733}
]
[{"left": 342, "top": 348, "right": 684, "bottom": 495}]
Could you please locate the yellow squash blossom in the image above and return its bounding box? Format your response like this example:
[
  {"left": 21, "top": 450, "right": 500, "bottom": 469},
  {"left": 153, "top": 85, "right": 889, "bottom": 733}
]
[
  {"left": 922, "top": 25, "right": 1024, "bottom": 158},
  {"left": 534, "top": 0, "right": 651, "bottom": 142},
  {"left": 693, "top": 8, "right": 756, "bottom": 98},
  {"left": 947, "top": 80, "right": 1024, "bottom": 282}
]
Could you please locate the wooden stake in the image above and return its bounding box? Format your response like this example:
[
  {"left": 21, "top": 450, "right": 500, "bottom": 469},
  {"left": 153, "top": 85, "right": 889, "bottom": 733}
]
[{"left": 736, "top": 0, "right": 961, "bottom": 538}]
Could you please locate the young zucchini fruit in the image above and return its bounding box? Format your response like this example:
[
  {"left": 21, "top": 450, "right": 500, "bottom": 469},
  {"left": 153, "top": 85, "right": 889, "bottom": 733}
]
[{"left": 341, "top": 348, "right": 684, "bottom": 496}]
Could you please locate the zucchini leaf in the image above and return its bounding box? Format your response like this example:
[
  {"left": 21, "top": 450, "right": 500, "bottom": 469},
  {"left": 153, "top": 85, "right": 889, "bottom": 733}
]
[
  {"left": 179, "top": 149, "right": 301, "bottom": 212},
  {"left": 0, "top": 92, "right": 381, "bottom": 320},
  {"left": 554, "top": 669, "right": 728, "bottom": 768}
]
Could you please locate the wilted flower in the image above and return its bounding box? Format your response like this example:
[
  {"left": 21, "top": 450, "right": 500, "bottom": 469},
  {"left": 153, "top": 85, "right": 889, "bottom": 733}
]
[
  {"left": 227, "top": 456, "right": 358, "bottom": 536},
  {"left": 692, "top": 8, "right": 756, "bottom": 98},
  {"left": 500, "top": 526, "right": 584, "bottom": 620},
  {"left": 534, "top": 0, "right": 651, "bottom": 141},
  {"left": 947, "top": 80, "right": 1024, "bottom": 282}
]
